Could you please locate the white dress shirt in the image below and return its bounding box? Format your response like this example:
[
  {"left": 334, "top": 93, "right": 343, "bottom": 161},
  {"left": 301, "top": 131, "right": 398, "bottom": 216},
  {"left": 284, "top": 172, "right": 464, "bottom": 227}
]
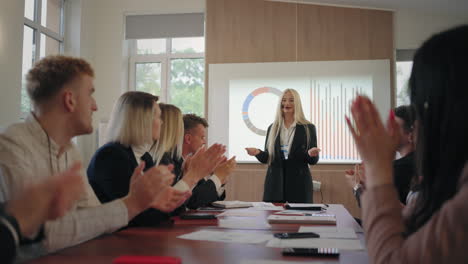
[{"left": 132, "top": 144, "right": 153, "bottom": 165}]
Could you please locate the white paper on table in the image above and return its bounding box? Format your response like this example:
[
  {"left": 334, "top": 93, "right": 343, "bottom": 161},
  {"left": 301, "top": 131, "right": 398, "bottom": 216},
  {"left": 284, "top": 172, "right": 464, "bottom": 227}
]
[
  {"left": 212, "top": 200, "right": 253, "bottom": 208},
  {"left": 178, "top": 230, "right": 272, "bottom": 244},
  {"left": 240, "top": 260, "right": 328, "bottom": 264},
  {"left": 218, "top": 219, "right": 271, "bottom": 230},
  {"left": 251, "top": 202, "right": 284, "bottom": 211},
  {"left": 253, "top": 207, "right": 284, "bottom": 211},
  {"left": 217, "top": 210, "right": 262, "bottom": 217},
  {"left": 298, "top": 226, "right": 357, "bottom": 239},
  {"left": 266, "top": 238, "right": 364, "bottom": 250},
  {"left": 252, "top": 202, "right": 275, "bottom": 207}
]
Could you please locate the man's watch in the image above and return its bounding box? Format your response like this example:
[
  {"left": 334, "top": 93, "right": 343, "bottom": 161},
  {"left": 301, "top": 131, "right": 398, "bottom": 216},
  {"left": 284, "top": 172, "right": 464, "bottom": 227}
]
[
  {"left": 0, "top": 203, "right": 45, "bottom": 245},
  {"left": 0, "top": 203, "right": 21, "bottom": 245}
]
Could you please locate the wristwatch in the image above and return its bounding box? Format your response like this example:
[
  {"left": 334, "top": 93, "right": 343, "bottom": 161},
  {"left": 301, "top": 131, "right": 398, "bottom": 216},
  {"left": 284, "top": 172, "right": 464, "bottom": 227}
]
[
  {"left": 0, "top": 203, "right": 21, "bottom": 246},
  {"left": 0, "top": 203, "right": 45, "bottom": 245}
]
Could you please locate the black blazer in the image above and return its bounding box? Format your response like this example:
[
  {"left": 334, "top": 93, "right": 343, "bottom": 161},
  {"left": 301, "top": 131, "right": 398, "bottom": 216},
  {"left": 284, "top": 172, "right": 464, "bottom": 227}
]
[
  {"left": 159, "top": 152, "right": 183, "bottom": 185},
  {"left": 186, "top": 178, "right": 226, "bottom": 209},
  {"left": 87, "top": 142, "right": 171, "bottom": 227},
  {"left": 354, "top": 152, "right": 416, "bottom": 207},
  {"left": 160, "top": 152, "right": 226, "bottom": 209},
  {"left": 255, "top": 123, "right": 319, "bottom": 203},
  {"left": 393, "top": 152, "right": 416, "bottom": 204}
]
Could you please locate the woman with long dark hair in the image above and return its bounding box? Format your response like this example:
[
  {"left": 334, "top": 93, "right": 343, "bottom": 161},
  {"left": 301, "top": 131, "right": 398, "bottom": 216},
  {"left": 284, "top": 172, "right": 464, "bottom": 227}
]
[{"left": 347, "top": 25, "right": 468, "bottom": 263}]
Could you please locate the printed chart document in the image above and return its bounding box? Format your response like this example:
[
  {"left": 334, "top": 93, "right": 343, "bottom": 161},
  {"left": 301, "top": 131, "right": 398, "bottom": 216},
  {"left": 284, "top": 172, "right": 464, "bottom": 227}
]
[
  {"left": 267, "top": 214, "right": 336, "bottom": 224},
  {"left": 218, "top": 219, "right": 271, "bottom": 230},
  {"left": 298, "top": 226, "right": 357, "bottom": 239},
  {"left": 178, "top": 230, "right": 272, "bottom": 244}
]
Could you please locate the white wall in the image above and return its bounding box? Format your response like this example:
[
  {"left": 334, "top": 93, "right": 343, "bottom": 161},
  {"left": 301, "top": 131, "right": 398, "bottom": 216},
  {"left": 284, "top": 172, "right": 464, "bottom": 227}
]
[
  {"left": 0, "top": 0, "right": 23, "bottom": 127},
  {"left": 67, "top": 1, "right": 468, "bottom": 164},
  {"left": 1, "top": 0, "right": 466, "bottom": 163},
  {"left": 76, "top": 0, "right": 204, "bottom": 163},
  {"left": 395, "top": 10, "right": 468, "bottom": 49}
]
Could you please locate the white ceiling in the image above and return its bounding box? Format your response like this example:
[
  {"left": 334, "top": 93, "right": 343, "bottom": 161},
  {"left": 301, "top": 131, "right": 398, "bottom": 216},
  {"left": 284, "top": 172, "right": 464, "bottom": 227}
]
[{"left": 270, "top": 0, "right": 468, "bottom": 17}]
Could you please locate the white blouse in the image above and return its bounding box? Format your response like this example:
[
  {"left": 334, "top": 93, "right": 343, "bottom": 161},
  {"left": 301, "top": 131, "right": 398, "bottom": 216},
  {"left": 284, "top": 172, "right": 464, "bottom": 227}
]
[{"left": 280, "top": 121, "right": 296, "bottom": 159}]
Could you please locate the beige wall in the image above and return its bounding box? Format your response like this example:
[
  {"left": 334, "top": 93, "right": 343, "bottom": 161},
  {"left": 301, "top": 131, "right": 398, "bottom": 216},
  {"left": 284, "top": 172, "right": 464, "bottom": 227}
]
[
  {"left": 0, "top": 0, "right": 23, "bottom": 127},
  {"left": 395, "top": 10, "right": 468, "bottom": 49}
]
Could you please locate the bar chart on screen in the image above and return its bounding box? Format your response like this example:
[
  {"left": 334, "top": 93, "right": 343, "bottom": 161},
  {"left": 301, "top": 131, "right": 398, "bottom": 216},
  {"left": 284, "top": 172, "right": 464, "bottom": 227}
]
[{"left": 310, "top": 78, "right": 372, "bottom": 163}]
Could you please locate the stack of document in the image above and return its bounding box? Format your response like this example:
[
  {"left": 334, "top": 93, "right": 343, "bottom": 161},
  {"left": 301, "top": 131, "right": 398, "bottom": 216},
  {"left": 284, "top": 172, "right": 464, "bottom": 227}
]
[
  {"left": 267, "top": 214, "right": 336, "bottom": 224},
  {"left": 212, "top": 200, "right": 252, "bottom": 208}
]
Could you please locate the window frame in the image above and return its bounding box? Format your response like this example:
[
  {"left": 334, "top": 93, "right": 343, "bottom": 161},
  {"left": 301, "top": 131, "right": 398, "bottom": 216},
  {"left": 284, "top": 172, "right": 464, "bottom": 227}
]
[
  {"left": 128, "top": 38, "right": 205, "bottom": 105},
  {"left": 22, "top": 0, "right": 65, "bottom": 116},
  {"left": 395, "top": 49, "right": 416, "bottom": 107},
  {"left": 24, "top": 0, "right": 65, "bottom": 62}
]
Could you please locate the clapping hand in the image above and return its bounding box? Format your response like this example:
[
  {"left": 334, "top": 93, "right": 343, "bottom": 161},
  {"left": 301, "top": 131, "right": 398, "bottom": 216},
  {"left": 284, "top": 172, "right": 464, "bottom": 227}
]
[{"left": 345, "top": 96, "right": 400, "bottom": 188}]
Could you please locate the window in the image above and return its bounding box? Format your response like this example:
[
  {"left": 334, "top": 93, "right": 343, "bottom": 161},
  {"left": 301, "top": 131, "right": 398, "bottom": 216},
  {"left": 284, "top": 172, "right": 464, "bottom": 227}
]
[
  {"left": 395, "top": 49, "right": 415, "bottom": 107},
  {"left": 22, "top": 0, "right": 64, "bottom": 114},
  {"left": 129, "top": 37, "right": 205, "bottom": 116}
]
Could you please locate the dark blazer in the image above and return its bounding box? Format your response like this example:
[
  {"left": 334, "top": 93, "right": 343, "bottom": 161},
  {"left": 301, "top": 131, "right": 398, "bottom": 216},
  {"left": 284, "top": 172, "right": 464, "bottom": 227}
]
[
  {"left": 160, "top": 152, "right": 226, "bottom": 209},
  {"left": 354, "top": 152, "right": 416, "bottom": 207},
  {"left": 186, "top": 179, "right": 226, "bottom": 209},
  {"left": 87, "top": 142, "right": 171, "bottom": 227},
  {"left": 159, "top": 152, "right": 183, "bottom": 185},
  {"left": 392, "top": 152, "right": 416, "bottom": 204},
  {"left": 255, "top": 123, "right": 319, "bottom": 203}
]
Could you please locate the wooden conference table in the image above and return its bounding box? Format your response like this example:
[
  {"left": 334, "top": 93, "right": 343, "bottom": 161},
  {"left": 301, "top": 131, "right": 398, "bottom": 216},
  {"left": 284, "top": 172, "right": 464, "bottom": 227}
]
[{"left": 27, "top": 204, "right": 368, "bottom": 264}]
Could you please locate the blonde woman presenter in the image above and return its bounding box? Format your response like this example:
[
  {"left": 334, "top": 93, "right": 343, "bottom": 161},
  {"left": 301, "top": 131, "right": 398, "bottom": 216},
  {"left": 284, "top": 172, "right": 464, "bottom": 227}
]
[{"left": 246, "top": 89, "right": 320, "bottom": 203}]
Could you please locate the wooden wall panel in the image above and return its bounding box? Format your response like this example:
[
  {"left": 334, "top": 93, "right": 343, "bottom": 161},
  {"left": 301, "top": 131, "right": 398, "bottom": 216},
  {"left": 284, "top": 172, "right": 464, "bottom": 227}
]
[
  {"left": 206, "top": 0, "right": 296, "bottom": 63},
  {"left": 206, "top": 0, "right": 393, "bottom": 218},
  {"left": 297, "top": 5, "right": 393, "bottom": 60},
  {"left": 262, "top": 2, "right": 297, "bottom": 62}
]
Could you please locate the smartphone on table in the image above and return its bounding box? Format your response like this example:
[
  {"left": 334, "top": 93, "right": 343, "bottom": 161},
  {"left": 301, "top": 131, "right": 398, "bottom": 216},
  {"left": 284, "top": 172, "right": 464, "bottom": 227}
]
[
  {"left": 282, "top": 248, "right": 340, "bottom": 257},
  {"left": 274, "top": 232, "right": 320, "bottom": 239},
  {"left": 284, "top": 205, "right": 325, "bottom": 211},
  {"left": 179, "top": 213, "right": 217, "bottom": 220}
]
